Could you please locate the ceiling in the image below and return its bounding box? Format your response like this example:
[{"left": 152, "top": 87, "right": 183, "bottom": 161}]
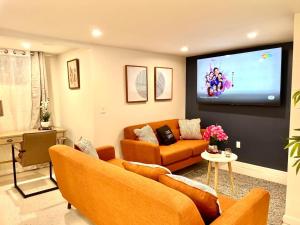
[{"left": 0, "top": 0, "right": 300, "bottom": 56}]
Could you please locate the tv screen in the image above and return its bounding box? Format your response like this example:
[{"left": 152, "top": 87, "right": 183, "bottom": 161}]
[{"left": 197, "top": 47, "right": 282, "bottom": 106}]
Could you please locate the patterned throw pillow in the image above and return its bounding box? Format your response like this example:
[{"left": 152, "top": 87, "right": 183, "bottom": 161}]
[
  {"left": 156, "top": 125, "right": 177, "bottom": 145},
  {"left": 123, "top": 161, "right": 171, "bottom": 181},
  {"left": 134, "top": 125, "right": 159, "bottom": 145},
  {"left": 178, "top": 118, "right": 202, "bottom": 140},
  {"left": 159, "top": 174, "right": 221, "bottom": 224},
  {"left": 75, "top": 137, "right": 98, "bottom": 159}
]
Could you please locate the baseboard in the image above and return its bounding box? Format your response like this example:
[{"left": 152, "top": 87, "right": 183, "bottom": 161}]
[
  {"left": 282, "top": 214, "right": 300, "bottom": 225},
  {"left": 216, "top": 160, "right": 287, "bottom": 185}
]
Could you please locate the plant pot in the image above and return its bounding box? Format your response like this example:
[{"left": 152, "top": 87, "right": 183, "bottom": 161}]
[{"left": 41, "top": 121, "right": 50, "bottom": 128}]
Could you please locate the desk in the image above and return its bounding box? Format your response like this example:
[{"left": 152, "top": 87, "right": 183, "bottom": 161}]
[{"left": 0, "top": 127, "right": 66, "bottom": 164}]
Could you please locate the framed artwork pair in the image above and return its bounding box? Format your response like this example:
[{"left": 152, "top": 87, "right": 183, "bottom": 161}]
[{"left": 125, "top": 65, "right": 173, "bottom": 103}]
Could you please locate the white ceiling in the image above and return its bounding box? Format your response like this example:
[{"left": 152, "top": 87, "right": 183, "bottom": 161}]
[{"left": 0, "top": 0, "right": 300, "bottom": 56}]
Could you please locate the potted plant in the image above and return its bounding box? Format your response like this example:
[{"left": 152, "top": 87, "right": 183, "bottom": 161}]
[
  {"left": 285, "top": 90, "right": 300, "bottom": 174},
  {"left": 40, "top": 99, "right": 51, "bottom": 128},
  {"left": 203, "top": 125, "right": 228, "bottom": 150}
]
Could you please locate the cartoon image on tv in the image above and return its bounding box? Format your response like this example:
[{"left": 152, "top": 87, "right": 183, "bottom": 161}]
[{"left": 205, "top": 66, "right": 233, "bottom": 97}]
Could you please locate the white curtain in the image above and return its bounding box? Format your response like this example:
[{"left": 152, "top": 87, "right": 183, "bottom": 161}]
[
  {"left": 0, "top": 50, "right": 32, "bottom": 132},
  {"left": 30, "top": 52, "right": 49, "bottom": 128}
]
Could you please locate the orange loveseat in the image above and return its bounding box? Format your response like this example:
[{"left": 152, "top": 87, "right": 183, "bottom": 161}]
[
  {"left": 49, "top": 145, "right": 270, "bottom": 225},
  {"left": 121, "top": 119, "right": 209, "bottom": 171}
]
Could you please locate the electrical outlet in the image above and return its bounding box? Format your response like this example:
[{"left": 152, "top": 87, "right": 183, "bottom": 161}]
[{"left": 236, "top": 141, "right": 241, "bottom": 149}]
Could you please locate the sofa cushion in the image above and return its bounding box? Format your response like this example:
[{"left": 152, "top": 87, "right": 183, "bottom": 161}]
[
  {"left": 123, "top": 161, "right": 171, "bottom": 181},
  {"left": 134, "top": 125, "right": 159, "bottom": 145},
  {"left": 179, "top": 140, "right": 208, "bottom": 156},
  {"left": 75, "top": 137, "right": 98, "bottom": 159},
  {"left": 159, "top": 174, "right": 221, "bottom": 224},
  {"left": 156, "top": 125, "right": 177, "bottom": 145},
  {"left": 179, "top": 118, "right": 202, "bottom": 140},
  {"left": 107, "top": 158, "right": 126, "bottom": 168},
  {"left": 124, "top": 119, "right": 180, "bottom": 140},
  {"left": 160, "top": 142, "right": 193, "bottom": 165}
]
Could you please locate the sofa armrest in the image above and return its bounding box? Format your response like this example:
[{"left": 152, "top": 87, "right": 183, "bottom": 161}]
[
  {"left": 120, "top": 139, "right": 161, "bottom": 165},
  {"left": 211, "top": 188, "right": 270, "bottom": 225},
  {"left": 96, "top": 146, "right": 116, "bottom": 161}
]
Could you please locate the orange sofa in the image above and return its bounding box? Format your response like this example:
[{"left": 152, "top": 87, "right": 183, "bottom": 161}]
[
  {"left": 121, "top": 119, "right": 209, "bottom": 172},
  {"left": 49, "top": 145, "right": 270, "bottom": 225}
]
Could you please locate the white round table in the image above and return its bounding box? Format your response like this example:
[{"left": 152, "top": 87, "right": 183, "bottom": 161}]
[{"left": 201, "top": 151, "right": 238, "bottom": 194}]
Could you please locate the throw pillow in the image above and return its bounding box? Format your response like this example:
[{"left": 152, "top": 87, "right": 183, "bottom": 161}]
[
  {"left": 178, "top": 118, "right": 202, "bottom": 140},
  {"left": 122, "top": 161, "right": 171, "bottom": 181},
  {"left": 159, "top": 174, "right": 221, "bottom": 224},
  {"left": 75, "top": 137, "right": 98, "bottom": 159},
  {"left": 134, "top": 125, "right": 159, "bottom": 145},
  {"left": 156, "top": 125, "right": 177, "bottom": 145}
]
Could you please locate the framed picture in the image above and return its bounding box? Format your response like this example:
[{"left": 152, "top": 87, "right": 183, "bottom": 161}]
[
  {"left": 154, "top": 67, "right": 173, "bottom": 101},
  {"left": 67, "top": 59, "right": 80, "bottom": 89},
  {"left": 125, "top": 65, "right": 148, "bottom": 103}
]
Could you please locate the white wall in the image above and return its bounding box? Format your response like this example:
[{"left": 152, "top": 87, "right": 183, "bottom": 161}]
[
  {"left": 283, "top": 13, "right": 300, "bottom": 225},
  {"left": 49, "top": 45, "right": 186, "bottom": 156}
]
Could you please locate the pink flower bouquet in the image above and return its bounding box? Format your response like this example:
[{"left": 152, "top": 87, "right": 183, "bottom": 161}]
[{"left": 203, "top": 125, "right": 228, "bottom": 149}]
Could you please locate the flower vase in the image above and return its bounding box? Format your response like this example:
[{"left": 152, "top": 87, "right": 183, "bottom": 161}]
[{"left": 41, "top": 121, "right": 50, "bottom": 128}]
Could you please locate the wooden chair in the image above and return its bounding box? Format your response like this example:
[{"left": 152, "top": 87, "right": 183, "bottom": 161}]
[{"left": 12, "top": 130, "right": 58, "bottom": 198}]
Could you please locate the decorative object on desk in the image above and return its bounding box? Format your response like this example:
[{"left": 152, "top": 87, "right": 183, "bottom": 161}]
[
  {"left": 67, "top": 59, "right": 80, "bottom": 89},
  {"left": 125, "top": 65, "right": 148, "bottom": 103},
  {"left": 0, "top": 100, "right": 3, "bottom": 116},
  {"left": 285, "top": 89, "right": 300, "bottom": 174},
  {"left": 203, "top": 125, "right": 228, "bottom": 150},
  {"left": 154, "top": 67, "right": 173, "bottom": 101},
  {"left": 40, "top": 99, "right": 51, "bottom": 129},
  {"left": 224, "top": 148, "right": 232, "bottom": 158}
]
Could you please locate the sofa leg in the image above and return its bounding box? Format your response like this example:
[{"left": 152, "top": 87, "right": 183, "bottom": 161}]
[{"left": 67, "top": 203, "right": 71, "bottom": 209}]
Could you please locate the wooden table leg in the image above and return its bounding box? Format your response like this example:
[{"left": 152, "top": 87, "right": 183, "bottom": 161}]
[
  {"left": 228, "top": 162, "right": 235, "bottom": 194},
  {"left": 214, "top": 162, "right": 219, "bottom": 192},
  {"left": 207, "top": 161, "right": 211, "bottom": 185}
]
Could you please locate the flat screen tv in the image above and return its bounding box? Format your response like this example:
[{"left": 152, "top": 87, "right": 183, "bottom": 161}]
[{"left": 197, "top": 47, "right": 282, "bottom": 106}]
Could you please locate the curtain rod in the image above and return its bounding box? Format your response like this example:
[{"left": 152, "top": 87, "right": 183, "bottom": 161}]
[{"left": 0, "top": 48, "right": 35, "bottom": 56}]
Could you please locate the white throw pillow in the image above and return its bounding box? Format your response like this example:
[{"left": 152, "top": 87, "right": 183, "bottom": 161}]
[
  {"left": 128, "top": 161, "right": 172, "bottom": 174},
  {"left": 75, "top": 137, "right": 98, "bottom": 159},
  {"left": 179, "top": 118, "right": 202, "bottom": 140},
  {"left": 134, "top": 125, "right": 159, "bottom": 145}
]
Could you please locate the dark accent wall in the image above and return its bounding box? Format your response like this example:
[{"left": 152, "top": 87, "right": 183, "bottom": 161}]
[{"left": 186, "top": 43, "right": 293, "bottom": 171}]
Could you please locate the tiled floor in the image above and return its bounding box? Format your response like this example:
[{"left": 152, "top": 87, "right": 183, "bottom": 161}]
[{"left": 0, "top": 162, "right": 286, "bottom": 225}]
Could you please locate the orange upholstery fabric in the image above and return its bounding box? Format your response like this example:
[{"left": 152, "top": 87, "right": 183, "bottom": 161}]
[
  {"left": 124, "top": 119, "right": 181, "bottom": 140},
  {"left": 166, "top": 156, "right": 201, "bottom": 172},
  {"left": 123, "top": 161, "right": 170, "bottom": 181},
  {"left": 49, "top": 145, "right": 205, "bottom": 225},
  {"left": 218, "top": 194, "right": 237, "bottom": 212},
  {"left": 121, "top": 119, "right": 209, "bottom": 172},
  {"left": 177, "top": 140, "right": 208, "bottom": 156},
  {"left": 107, "top": 158, "right": 125, "bottom": 168},
  {"left": 160, "top": 142, "right": 193, "bottom": 165},
  {"left": 96, "top": 145, "right": 115, "bottom": 161},
  {"left": 211, "top": 188, "right": 270, "bottom": 225},
  {"left": 120, "top": 139, "right": 161, "bottom": 164},
  {"left": 159, "top": 175, "right": 220, "bottom": 224}
]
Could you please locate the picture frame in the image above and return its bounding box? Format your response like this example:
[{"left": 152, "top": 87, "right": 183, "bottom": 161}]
[
  {"left": 154, "top": 67, "right": 173, "bottom": 101},
  {"left": 125, "top": 65, "right": 148, "bottom": 103},
  {"left": 67, "top": 59, "right": 80, "bottom": 89}
]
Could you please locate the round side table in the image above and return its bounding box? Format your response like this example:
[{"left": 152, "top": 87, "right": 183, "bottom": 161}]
[{"left": 201, "top": 151, "right": 238, "bottom": 194}]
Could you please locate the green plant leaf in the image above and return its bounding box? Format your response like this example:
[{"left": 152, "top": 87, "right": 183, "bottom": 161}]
[
  {"left": 285, "top": 140, "right": 297, "bottom": 149},
  {"left": 290, "top": 143, "right": 299, "bottom": 157},
  {"left": 292, "top": 90, "right": 300, "bottom": 106},
  {"left": 292, "top": 159, "right": 300, "bottom": 167},
  {"left": 296, "top": 162, "right": 300, "bottom": 175}
]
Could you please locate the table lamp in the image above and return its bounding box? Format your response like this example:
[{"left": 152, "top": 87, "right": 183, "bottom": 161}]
[{"left": 0, "top": 100, "right": 3, "bottom": 116}]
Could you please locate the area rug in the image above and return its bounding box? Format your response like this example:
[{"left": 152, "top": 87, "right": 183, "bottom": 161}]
[{"left": 176, "top": 162, "right": 286, "bottom": 225}]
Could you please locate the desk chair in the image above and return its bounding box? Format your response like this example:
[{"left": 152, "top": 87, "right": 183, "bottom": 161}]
[{"left": 12, "top": 130, "right": 58, "bottom": 198}]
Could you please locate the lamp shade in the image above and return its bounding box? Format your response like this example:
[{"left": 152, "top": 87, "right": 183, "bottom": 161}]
[{"left": 0, "top": 100, "right": 3, "bottom": 116}]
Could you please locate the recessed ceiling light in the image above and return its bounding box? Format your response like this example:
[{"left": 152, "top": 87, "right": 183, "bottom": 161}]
[
  {"left": 91, "top": 28, "right": 102, "bottom": 38},
  {"left": 21, "top": 42, "right": 31, "bottom": 50},
  {"left": 180, "top": 46, "right": 189, "bottom": 52},
  {"left": 247, "top": 32, "right": 257, "bottom": 39}
]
